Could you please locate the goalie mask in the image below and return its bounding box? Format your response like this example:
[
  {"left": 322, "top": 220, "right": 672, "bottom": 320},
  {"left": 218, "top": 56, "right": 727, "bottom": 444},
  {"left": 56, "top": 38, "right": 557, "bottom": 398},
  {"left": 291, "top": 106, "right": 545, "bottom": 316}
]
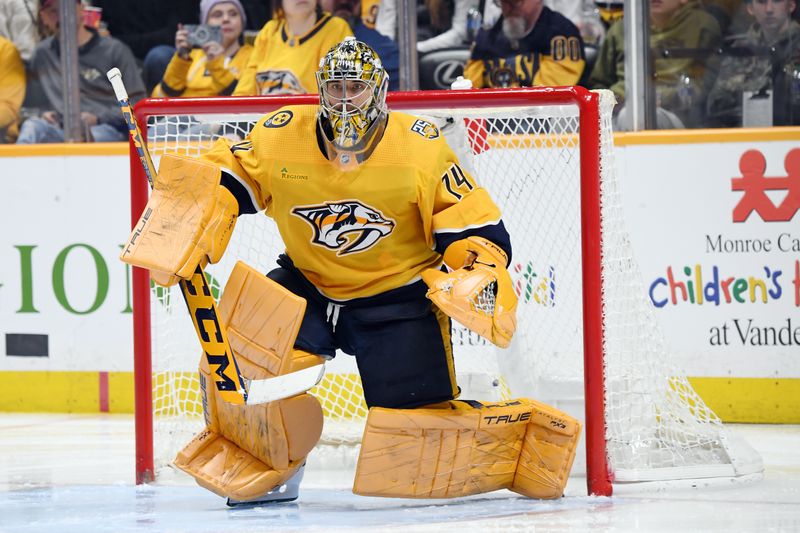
[{"left": 316, "top": 37, "right": 389, "bottom": 170}]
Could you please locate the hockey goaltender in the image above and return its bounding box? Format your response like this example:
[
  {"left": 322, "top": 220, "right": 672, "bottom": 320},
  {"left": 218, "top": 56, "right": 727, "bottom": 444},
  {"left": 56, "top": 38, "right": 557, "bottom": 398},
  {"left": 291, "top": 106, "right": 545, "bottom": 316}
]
[{"left": 120, "top": 37, "right": 582, "bottom": 506}]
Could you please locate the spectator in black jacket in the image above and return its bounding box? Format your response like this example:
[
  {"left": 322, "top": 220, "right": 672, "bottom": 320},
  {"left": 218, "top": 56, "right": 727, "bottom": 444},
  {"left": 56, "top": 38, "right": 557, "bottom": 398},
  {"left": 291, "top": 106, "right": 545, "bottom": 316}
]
[{"left": 92, "top": 0, "right": 200, "bottom": 92}]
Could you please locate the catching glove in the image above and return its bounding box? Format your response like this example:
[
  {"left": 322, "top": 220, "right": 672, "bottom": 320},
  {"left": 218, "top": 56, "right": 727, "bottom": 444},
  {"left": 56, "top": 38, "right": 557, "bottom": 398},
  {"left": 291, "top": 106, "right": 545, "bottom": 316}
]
[{"left": 422, "top": 236, "right": 517, "bottom": 348}]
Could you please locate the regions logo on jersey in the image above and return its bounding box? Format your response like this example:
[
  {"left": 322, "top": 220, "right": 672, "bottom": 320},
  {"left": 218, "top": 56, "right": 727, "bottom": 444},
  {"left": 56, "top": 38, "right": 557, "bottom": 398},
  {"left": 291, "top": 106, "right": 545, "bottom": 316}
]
[
  {"left": 256, "top": 70, "right": 304, "bottom": 95},
  {"left": 292, "top": 200, "right": 396, "bottom": 255},
  {"left": 263, "top": 110, "right": 294, "bottom": 128},
  {"left": 410, "top": 119, "right": 440, "bottom": 140}
]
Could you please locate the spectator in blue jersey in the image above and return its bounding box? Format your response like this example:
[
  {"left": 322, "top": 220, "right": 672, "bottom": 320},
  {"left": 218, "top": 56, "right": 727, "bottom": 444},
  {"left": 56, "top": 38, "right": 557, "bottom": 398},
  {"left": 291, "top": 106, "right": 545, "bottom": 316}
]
[
  {"left": 321, "top": 0, "right": 399, "bottom": 90},
  {"left": 464, "top": 0, "right": 585, "bottom": 88}
]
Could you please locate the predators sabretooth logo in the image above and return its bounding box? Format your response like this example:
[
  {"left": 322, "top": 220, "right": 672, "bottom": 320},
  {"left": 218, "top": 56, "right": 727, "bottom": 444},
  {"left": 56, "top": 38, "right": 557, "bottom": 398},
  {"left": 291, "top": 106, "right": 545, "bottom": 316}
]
[{"left": 292, "top": 200, "right": 395, "bottom": 255}]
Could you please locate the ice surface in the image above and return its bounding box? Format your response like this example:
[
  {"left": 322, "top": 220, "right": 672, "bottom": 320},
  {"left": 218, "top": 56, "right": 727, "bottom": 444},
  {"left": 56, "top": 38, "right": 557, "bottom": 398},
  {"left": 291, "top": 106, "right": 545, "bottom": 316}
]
[{"left": 1, "top": 414, "right": 798, "bottom": 532}]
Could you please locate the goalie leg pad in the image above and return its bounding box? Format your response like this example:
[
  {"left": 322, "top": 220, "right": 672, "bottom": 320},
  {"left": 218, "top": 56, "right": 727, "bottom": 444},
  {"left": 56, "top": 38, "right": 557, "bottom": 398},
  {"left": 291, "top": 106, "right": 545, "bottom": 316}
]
[
  {"left": 174, "top": 261, "right": 325, "bottom": 500},
  {"left": 173, "top": 394, "right": 321, "bottom": 501},
  {"left": 353, "top": 398, "right": 580, "bottom": 499},
  {"left": 511, "top": 399, "right": 582, "bottom": 499},
  {"left": 120, "top": 154, "right": 238, "bottom": 285},
  {"left": 215, "top": 261, "right": 324, "bottom": 378}
]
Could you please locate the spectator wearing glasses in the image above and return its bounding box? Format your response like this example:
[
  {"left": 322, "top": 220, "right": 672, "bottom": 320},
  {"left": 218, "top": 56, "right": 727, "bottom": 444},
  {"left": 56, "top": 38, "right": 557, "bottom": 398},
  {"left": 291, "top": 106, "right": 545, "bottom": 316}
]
[
  {"left": 463, "top": 0, "right": 585, "bottom": 88},
  {"left": 706, "top": 0, "right": 800, "bottom": 126}
]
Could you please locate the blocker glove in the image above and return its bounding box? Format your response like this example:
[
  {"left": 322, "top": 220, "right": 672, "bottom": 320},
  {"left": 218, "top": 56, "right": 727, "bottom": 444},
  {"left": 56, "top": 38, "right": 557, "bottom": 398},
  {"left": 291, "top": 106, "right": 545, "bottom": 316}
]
[{"left": 120, "top": 154, "right": 238, "bottom": 286}]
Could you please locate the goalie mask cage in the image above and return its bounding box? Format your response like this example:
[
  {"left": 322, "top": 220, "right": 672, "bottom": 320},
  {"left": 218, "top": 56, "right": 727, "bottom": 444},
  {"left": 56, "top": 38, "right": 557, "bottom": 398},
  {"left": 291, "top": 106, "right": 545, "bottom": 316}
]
[{"left": 129, "top": 87, "right": 762, "bottom": 495}]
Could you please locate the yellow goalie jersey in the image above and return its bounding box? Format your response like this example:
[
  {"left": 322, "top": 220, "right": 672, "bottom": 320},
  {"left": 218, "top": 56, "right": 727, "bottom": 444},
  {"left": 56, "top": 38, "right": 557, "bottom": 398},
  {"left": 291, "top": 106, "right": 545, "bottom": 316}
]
[{"left": 202, "top": 105, "right": 510, "bottom": 301}]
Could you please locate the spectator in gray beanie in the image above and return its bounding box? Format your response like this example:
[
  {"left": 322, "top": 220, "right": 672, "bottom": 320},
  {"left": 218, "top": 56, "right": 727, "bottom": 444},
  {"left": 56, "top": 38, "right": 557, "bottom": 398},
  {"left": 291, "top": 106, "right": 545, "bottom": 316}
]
[
  {"left": 141, "top": 0, "right": 249, "bottom": 94},
  {"left": 200, "top": 0, "right": 247, "bottom": 31}
]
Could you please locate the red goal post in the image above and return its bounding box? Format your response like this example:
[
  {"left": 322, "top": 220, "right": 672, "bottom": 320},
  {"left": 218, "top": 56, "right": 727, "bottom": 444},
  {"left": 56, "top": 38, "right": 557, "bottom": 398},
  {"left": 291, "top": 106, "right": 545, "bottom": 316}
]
[{"left": 128, "top": 87, "right": 762, "bottom": 496}]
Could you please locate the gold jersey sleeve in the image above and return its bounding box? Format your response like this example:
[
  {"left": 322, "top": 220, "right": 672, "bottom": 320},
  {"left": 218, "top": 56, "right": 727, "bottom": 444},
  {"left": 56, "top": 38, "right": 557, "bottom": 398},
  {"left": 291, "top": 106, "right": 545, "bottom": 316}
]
[
  {"left": 202, "top": 106, "right": 505, "bottom": 301},
  {"left": 233, "top": 14, "right": 352, "bottom": 96}
]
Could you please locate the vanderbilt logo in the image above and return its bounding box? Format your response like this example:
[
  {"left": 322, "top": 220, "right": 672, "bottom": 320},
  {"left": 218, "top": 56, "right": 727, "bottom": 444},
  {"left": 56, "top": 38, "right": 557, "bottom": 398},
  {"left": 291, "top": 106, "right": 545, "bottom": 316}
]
[
  {"left": 280, "top": 167, "right": 308, "bottom": 180},
  {"left": 292, "top": 200, "right": 395, "bottom": 255}
]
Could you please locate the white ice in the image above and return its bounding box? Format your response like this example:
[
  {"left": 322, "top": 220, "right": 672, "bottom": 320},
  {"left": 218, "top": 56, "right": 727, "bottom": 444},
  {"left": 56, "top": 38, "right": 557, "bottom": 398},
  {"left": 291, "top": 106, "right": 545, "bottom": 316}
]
[{"left": 1, "top": 414, "right": 798, "bottom": 532}]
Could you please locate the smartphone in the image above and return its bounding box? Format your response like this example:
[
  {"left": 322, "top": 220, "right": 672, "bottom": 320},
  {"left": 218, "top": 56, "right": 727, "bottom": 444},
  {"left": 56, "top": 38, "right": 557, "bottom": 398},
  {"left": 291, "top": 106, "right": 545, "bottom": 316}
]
[{"left": 183, "top": 24, "right": 223, "bottom": 48}]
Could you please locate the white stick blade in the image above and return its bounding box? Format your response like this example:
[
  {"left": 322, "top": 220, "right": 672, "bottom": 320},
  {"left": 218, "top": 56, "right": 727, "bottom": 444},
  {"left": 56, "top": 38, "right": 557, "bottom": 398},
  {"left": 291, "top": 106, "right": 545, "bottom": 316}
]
[{"left": 245, "top": 364, "right": 326, "bottom": 405}]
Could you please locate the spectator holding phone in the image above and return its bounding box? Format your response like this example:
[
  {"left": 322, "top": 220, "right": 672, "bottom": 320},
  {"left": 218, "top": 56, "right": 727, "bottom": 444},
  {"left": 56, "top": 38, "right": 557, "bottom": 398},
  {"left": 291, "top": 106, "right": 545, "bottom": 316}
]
[
  {"left": 233, "top": 0, "right": 352, "bottom": 95},
  {"left": 152, "top": 0, "right": 253, "bottom": 97}
]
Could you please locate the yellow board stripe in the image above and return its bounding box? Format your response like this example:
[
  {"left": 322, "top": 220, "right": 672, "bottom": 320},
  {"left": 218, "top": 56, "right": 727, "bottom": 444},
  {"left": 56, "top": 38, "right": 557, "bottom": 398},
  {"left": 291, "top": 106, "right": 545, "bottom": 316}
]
[
  {"left": 1, "top": 371, "right": 797, "bottom": 423},
  {"left": 614, "top": 127, "right": 800, "bottom": 146},
  {"left": 479, "top": 127, "right": 800, "bottom": 150},
  {"left": 0, "top": 371, "right": 134, "bottom": 413},
  {"left": 688, "top": 377, "right": 800, "bottom": 423},
  {"left": 1, "top": 129, "right": 797, "bottom": 158}
]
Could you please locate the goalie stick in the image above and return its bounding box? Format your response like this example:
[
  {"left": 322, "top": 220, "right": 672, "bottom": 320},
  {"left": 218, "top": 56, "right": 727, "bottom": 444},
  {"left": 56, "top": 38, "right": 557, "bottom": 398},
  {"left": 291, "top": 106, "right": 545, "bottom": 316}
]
[{"left": 107, "top": 67, "right": 325, "bottom": 405}]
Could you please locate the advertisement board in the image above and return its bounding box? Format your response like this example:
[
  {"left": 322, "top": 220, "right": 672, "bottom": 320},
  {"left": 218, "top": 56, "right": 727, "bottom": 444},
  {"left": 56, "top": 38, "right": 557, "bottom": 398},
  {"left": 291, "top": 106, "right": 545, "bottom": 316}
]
[
  {"left": 622, "top": 139, "right": 799, "bottom": 379},
  {"left": 0, "top": 133, "right": 797, "bottom": 419}
]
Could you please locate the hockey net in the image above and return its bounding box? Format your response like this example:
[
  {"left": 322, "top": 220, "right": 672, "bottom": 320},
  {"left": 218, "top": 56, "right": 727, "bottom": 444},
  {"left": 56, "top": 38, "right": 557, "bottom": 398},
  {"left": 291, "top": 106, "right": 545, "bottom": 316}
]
[{"left": 129, "top": 88, "right": 763, "bottom": 495}]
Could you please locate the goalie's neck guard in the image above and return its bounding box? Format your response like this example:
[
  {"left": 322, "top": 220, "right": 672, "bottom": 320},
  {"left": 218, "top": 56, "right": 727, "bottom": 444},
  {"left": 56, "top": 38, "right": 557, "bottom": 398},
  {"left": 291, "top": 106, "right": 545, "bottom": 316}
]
[{"left": 317, "top": 111, "right": 388, "bottom": 171}]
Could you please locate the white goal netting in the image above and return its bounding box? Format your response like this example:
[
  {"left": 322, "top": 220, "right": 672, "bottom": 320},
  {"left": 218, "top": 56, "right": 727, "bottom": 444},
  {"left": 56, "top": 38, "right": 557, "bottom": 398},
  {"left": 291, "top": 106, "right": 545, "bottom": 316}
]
[{"left": 134, "top": 89, "right": 762, "bottom": 494}]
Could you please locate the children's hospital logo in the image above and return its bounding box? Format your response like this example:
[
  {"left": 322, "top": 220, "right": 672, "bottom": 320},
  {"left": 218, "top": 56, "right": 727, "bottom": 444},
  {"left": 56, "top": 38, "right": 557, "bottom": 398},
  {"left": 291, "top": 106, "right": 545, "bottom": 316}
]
[
  {"left": 732, "top": 149, "right": 800, "bottom": 223},
  {"left": 647, "top": 148, "right": 800, "bottom": 311}
]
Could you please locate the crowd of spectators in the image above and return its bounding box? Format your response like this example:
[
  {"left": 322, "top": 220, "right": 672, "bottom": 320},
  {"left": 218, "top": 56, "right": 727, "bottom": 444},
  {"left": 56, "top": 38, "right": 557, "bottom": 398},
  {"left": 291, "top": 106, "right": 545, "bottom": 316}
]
[
  {"left": 0, "top": 0, "right": 799, "bottom": 143},
  {"left": 589, "top": 0, "right": 723, "bottom": 129}
]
